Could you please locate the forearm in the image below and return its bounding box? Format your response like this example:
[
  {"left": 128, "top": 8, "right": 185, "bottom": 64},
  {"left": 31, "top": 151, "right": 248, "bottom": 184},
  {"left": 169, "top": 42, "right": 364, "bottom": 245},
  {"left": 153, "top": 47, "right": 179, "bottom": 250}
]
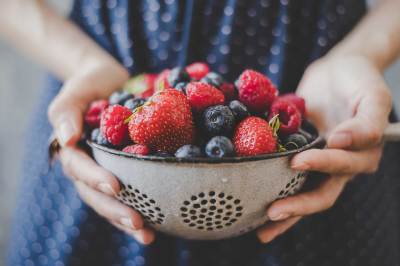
[
  {"left": 329, "top": 0, "right": 400, "bottom": 70},
  {"left": 0, "top": 0, "right": 127, "bottom": 81}
]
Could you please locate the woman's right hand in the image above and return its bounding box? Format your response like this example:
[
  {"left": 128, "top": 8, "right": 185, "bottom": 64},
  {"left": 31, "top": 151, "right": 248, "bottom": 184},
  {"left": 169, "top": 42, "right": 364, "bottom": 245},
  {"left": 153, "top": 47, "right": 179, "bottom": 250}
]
[{"left": 48, "top": 62, "right": 155, "bottom": 245}]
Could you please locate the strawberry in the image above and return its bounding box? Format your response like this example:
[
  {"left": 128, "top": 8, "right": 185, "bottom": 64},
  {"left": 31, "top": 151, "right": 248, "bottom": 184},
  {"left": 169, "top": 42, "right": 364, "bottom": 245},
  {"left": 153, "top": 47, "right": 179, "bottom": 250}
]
[
  {"left": 278, "top": 93, "right": 306, "bottom": 116},
  {"left": 186, "top": 62, "right": 210, "bottom": 80},
  {"left": 233, "top": 116, "right": 277, "bottom": 156},
  {"left": 100, "top": 105, "right": 132, "bottom": 146},
  {"left": 154, "top": 69, "right": 171, "bottom": 91},
  {"left": 128, "top": 89, "right": 194, "bottom": 153},
  {"left": 185, "top": 82, "right": 225, "bottom": 112},
  {"left": 268, "top": 99, "right": 301, "bottom": 135},
  {"left": 124, "top": 73, "right": 157, "bottom": 99},
  {"left": 237, "top": 69, "right": 278, "bottom": 113},
  {"left": 84, "top": 100, "right": 109, "bottom": 128},
  {"left": 122, "top": 144, "right": 150, "bottom": 155}
]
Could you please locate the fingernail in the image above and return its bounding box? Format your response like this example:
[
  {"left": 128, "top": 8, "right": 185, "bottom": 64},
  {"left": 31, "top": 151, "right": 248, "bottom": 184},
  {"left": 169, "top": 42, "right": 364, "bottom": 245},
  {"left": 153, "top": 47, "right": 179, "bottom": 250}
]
[
  {"left": 57, "top": 120, "right": 74, "bottom": 146},
  {"left": 132, "top": 232, "right": 145, "bottom": 244},
  {"left": 98, "top": 183, "right": 116, "bottom": 196},
  {"left": 291, "top": 162, "right": 309, "bottom": 170},
  {"left": 269, "top": 212, "right": 289, "bottom": 221},
  {"left": 120, "top": 217, "right": 136, "bottom": 230},
  {"left": 329, "top": 132, "right": 351, "bottom": 148}
]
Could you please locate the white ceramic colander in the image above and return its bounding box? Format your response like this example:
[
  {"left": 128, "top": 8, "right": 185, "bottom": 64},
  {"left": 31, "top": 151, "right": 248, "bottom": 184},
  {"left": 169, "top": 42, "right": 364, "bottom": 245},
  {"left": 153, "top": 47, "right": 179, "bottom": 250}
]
[{"left": 88, "top": 122, "right": 400, "bottom": 240}]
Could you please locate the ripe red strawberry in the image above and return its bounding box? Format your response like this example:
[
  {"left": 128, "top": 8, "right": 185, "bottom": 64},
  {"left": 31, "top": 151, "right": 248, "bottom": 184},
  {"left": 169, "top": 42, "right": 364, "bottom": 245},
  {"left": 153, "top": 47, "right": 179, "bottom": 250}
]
[
  {"left": 122, "top": 144, "right": 150, "bottom": 155},
  {"left": 278, "top": 93, "right": 306, "bottom": 116},
  {"left": 185, "top": 82, "right": 225, "bottom": 112},
  {"left": 128, "top": 89, "right": 194, "bottom": 153},
  {"left": 100, "top": 105, "right": 132, "bottom": 146},
  {"left": 154, "top": 69, "right": 171, "bottom": 91},
  {"left": 186, "top": 62, "right": 210, "bottom": 80},
  {"left": 219, "top": 82, "right": 237, "bottom": 101},
  {"left": 140, "top": 73, "right": 157, "bottom": 98},
  {"left": 237, "top": 69, "right": 278, "bottom": 113},
  {"left": 233, "top": 116, "right": 277, "bottom": 156},
  {"left": 268, "top": 99, "right": 301, "bottom": 135},
  {"left": 84, "top": 100, "right": 109, "bottom": 128}
]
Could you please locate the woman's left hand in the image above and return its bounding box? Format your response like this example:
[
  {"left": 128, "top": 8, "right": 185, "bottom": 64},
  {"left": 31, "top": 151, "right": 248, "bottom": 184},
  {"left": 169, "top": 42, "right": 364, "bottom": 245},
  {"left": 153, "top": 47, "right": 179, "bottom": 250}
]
[{"left": 257, "top": 53, "right": 392, "bottom": 243}]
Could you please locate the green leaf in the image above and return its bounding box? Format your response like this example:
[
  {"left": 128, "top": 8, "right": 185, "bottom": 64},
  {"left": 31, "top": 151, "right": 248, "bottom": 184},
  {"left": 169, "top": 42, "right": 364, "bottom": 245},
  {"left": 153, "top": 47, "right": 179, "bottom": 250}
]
[
  {"left": 278, "top": 143, "right": 287, "bottom": 152},
  {"left": 268, "top": 114, "right": 281, "bottom": 137},
  {"left": 123, "top": 74, "right": 147, "bottom": 94}
]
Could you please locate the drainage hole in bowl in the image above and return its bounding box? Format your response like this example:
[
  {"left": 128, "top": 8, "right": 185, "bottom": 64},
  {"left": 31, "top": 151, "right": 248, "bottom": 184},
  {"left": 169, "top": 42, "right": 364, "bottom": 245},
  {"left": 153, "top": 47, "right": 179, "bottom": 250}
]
[
  {"left": 117, "top": 184, "right": 165, "bottom": 225},
  {"left": 277, "top": 172, "right": 307, "bottom": 199},
  {"left": 180, "top": 191, "right": 243, "bottom": 231}
]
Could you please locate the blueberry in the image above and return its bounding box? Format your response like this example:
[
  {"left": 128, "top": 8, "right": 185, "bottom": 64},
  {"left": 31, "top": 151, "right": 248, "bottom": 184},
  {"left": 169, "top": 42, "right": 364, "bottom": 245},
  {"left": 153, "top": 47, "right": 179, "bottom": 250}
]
[
  {"left": 202, "top": 105, "right": 236, "bottom": 137},
  {"left": 109, "top": 91, "right": 134, "bottom": 106},
  {"left": 91, "top": 128, "right": 100, "bottom": 142},
  {"left": 228, "top": 100, "right": 250, "bottom": 121},
  {"left": 124, "top": 98, "right": 145, "bottom": 111},
  {"left": 96, "top": 130, "right": 113, "bottom": 148},
  {"left": 174, "top": 82, "right": 188, "bottom": 94},
  {"left": 205, "top": 136, "right": 235, "bottom": 158},
  {"left": 200, "top": 72, "right": 224, "bottom": 88},
  {"left": 284, "top": 133, "right": 308, "bottom": 150},
  {"left": 167, "top": 67, "right": 190, "bottom": 88},
  {"left": 175, "top": 145, "right": 202, "bottom": 158}
]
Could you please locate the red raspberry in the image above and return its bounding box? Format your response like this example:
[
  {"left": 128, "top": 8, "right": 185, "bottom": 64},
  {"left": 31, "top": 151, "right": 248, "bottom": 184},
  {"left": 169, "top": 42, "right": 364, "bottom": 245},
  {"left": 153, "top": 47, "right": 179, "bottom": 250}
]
[
  {"left": 186, "top": 62, "right": 210, "bottom": 80},
  {"left": 84, "top": 100, "right": 109, "bottom": 128},
  {"left": 154, "top": 69, "right": 171, "bottom": 91},
  {"left": 219, "top": 83, "right": 237, "bottom": 101},
  {"left": 122, "top": 144, "right": 150, "bottom": 155},
  {"left": 268, "top": 99, "right": 301, "bottom": 135},
  {"left": 233, "top": 116, "right": 277, "bottom": 156},
  {"left": 128, "top": 89, "right": 194, "bottom": 153},
  {"left": 237, "top": 69, "right": 278, "bottom": 113},
  {"left": 185, "top": 82, "right": 225, "bottom": 112},
  {"left": 100, "top": 105, "right": 132, "bottom": 146},
  {"left": 278, "top": 93, "right": 306, "bottom": 116}
]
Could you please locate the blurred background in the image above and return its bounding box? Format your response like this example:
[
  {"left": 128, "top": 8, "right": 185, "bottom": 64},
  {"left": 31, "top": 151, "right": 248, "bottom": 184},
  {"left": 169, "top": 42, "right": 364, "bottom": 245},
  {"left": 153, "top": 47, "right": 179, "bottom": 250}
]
[{"left": 0, "top": 1, "right": 399, "bottom": 264}]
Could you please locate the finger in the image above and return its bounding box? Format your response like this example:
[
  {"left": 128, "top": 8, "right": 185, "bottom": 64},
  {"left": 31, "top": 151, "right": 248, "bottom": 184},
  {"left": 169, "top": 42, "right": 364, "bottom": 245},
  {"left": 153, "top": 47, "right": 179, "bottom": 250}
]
[
  {"left": 257, "top": 216, "right": 302, "bottom": 243},
  {"left": 48, "top": 87, "right": 87, "bottom": 147},
  {"left": 111, "top": 221, "right": 155, "bottom": 245},
  {"left": 74, "top": 180, "right": 143, "bottom": 230},
  {"left": 328, "top": 88, "right": 391, "bottom": 150},
  {"left": 59, "top": 147, "right": 120, "bottom": 196},
  {"left": 267, "top": 176, "right": 348, "bottom": 221},
  {"left": 291, "top": 147, "right": 382, "bottom": 174}
]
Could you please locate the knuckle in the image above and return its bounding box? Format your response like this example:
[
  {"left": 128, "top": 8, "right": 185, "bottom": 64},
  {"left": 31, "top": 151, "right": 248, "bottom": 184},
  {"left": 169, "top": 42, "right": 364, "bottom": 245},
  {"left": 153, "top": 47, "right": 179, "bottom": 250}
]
[{"left": 366, "top": 126, "right": 382, "bottom": 144}]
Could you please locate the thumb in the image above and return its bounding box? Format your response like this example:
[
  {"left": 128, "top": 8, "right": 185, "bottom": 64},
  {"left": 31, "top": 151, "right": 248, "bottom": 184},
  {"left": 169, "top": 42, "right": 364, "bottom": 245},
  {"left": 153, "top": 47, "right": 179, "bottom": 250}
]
[
  {"left": 48, "top": 87, "right": 86, "bottom": 147},
  {"left": 328, "top": 90, "right": 391, "bottom": 150}
]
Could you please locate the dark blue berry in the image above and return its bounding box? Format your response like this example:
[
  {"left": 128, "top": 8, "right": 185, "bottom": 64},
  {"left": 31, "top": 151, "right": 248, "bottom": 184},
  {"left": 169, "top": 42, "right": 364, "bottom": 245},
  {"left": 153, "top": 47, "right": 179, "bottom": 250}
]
[
  {"left": 168, "top": 67, "right": 190, "bottom": 88},
  {"left": 174, "top": 82, "right": 187, "bottom": 94},
  {"left": 202, "top": 105, "right": 235, "bottom": 137},
  {"left": 228, "top": 100, "right": 250, "bottom": 121},
  {"left": 205, "top": 136, "right": 235, "bottom": 158},
  {"left": 200, "top": 72, "right": 224, "bottom": 88},
  {"left": 175, "top": 145, "right": 202, "bottom": 158},
  {"left": 96, "top": 130, "right": 113, "bottom": 148},
  {"left": 91, "top": 128, "right": 100, "bottom": 142},
  {"left": 284, "top": 133, "right": 308, "bottom": 150},
  {"left": 109, "top": 91, "right": 134, "bottom": 106},
  {"left": 124, "top": 98, "right": 145, "bottom": 111}
]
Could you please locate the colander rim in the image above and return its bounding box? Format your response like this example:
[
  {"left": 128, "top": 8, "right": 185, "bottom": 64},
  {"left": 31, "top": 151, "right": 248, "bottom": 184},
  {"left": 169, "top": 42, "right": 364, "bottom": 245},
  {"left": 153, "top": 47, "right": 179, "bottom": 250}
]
[{"left": 88, "top": 133, "right": 325, "bottom": 164}]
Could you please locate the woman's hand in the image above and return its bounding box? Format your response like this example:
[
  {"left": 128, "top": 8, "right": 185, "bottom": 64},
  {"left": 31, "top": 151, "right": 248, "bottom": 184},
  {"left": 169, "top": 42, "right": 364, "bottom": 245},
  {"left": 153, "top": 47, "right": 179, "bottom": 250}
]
[
  {"left": 48, "top": 63, "right": 155, "bottom": 245},
  {"left": 257, "top": 54, "right": 392, "bottom": 243}
]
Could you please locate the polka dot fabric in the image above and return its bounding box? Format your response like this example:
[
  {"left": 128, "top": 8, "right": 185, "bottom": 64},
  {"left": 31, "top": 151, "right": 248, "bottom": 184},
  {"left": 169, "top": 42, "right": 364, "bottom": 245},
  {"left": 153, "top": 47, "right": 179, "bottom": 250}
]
[{"left": 6, "top": 1, "right": 400, "bottom": 265}]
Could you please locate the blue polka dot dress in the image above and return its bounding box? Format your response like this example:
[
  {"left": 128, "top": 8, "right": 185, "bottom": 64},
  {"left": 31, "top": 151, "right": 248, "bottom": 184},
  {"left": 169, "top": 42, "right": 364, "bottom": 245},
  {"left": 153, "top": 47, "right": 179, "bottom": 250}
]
[{"left": 7, "top": 1, "right": 400, "bottom": 265}]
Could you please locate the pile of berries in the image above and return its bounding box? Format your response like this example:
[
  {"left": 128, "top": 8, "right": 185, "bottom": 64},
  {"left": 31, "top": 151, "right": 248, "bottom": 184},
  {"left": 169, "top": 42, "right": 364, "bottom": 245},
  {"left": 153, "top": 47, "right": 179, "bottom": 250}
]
[{"left": 85, "top": 62, "right": 313, "bottom": 158}]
